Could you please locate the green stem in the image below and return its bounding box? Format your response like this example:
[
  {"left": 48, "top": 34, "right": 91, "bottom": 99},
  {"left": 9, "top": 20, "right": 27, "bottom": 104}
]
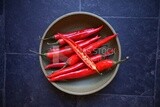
[
  {"left": 47, "top": 41, "right": 59, "bottom": 45},
  {"left": 40, "top": 36, "right": 55, "bottom": 41},
  {"left": 116, "top": 56, "right": 129, "bottom": 65},
  {"left": 29, "top": 50, "right": 45, "bottom": 56}
]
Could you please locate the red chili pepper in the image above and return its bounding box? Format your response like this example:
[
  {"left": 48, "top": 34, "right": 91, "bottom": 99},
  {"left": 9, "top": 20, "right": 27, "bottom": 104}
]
[
  {"left": 49, "top": 57, "right": 129, "bottom": 82},
  {"left": 66, "top": 48, "right": 115, "bottom": 66},
  {"left": 43, "top": 27, "right": 101, "bottom": 40},
  {"left": 45, "top": 63, "right": 65, "bottom": 69},
  {"left": 59, "top": 34, "right": 101, "bottom": 74},
  {"left": 29, "top": 34, "right": 116, "bottom": 62},
  {"left": 48, "top": 39, "right": 86, "bottom": 52},
  {"left": 47, "top": 49, "right": 115, "bottom": 78},
  {"left": 45, "top": 48, "right": 115, "bottom": 70},
  {"left": 64, "top": 34, "right": 117, "bottom": 67},
  {"left": 49, "top": 36, "right": 100, "bottom": 53},
  {"left": 48, "top": 26, "right": 103, "bottom": 45},
  {"left": 46, "top": 36, "right": 100, "bottom": 60},
  {"left": 54, "top": 27, "right": 97, "bottom": 39}
]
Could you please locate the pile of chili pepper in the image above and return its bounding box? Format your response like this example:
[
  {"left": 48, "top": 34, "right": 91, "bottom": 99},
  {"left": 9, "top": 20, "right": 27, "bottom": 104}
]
[{"left": 36, "top": 26, "right": 129, "bottom": 82}]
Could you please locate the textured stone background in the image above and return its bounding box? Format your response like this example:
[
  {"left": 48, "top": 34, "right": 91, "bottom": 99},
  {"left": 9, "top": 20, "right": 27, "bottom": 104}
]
[{"left": 0, "top": 0, "right": 160, "bottom": 107}]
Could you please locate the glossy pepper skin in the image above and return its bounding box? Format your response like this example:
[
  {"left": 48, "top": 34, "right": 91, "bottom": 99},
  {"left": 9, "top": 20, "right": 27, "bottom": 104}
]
[
  {"left": 53, "top": 26, "right": 102, "bottom": 40},
  {"left": 49, "top": 57, "right": 129, "bottom": 82},
  {"left": 45, "top": 36, "right": 100, "bottom": 60},
  {"left": 54, "top": 26, "right": 103, "bottom": 45},
  {"left": 45, "top": 55, "right": 101, "bottom": 70},
  {"left": 47, "top": 49, "right": 114, "bottom": 78},
  {"left": 45, "top": 63, "right": 66, "bottom": 69},
  {"left": 45, "top": 48, "right": 115, "bottom": 70},
  {"left": 48, "top": 39, "right": 86, "bottom": 52},
  {"left": 59, "top": 34, "right": 100, "bottom": 74},
  {"left": 49, "top": 59, "right": 115, "bottom": 82},
  {"left": 65, "top": 34, "right": 117, "bottom": 66}
]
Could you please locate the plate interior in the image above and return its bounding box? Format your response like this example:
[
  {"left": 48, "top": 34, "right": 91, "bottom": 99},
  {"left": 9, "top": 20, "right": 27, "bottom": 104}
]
[{"left": 40, "top": 13, "right": 120, "bottom": 95}]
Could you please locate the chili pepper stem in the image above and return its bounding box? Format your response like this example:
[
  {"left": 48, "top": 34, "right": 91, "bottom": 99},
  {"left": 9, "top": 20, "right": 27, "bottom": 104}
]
[
  {"left": 47, "top": 41, "right": 59, "bottom": 45},
  {"left": 40, "top": 36, "right": 55, "bottom": 41},
  {"left": 29, "top": 49, "right": 45, "bottom": 56},
  {"left": 115, "top": 56, "right": 129, "bottom": 65}
]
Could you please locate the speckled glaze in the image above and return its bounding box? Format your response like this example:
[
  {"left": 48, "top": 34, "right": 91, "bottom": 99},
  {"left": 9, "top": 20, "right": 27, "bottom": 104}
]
[{"left": 39, "top": 12, "right": 121, "bottom": 95}]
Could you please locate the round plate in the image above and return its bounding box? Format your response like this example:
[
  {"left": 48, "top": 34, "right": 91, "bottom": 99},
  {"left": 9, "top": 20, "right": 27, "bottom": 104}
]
[{"left": 39, "top": 12, "right": 121, "bottom": 95}]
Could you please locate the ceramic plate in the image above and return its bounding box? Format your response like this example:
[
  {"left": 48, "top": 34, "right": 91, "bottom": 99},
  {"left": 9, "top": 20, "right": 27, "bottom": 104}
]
[{"left": 39, "top": 12, "right": 121, "bottom": 95}]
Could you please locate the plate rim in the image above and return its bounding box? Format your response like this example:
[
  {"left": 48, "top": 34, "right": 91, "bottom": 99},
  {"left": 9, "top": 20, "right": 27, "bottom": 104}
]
[{"left": 39, "top": 11, "right": 122, "bottom": 95}]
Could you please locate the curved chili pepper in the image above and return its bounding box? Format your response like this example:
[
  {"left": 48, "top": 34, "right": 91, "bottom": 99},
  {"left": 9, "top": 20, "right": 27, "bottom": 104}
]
[
  {"left": 64, "top": 34, "right": 117, "bottom": 67},
  {"left": 45, "top": 63, "right": 66, "bottom": 69},
  {"left": 30, "top": 36, "right": 100, "bottom": 60},
  {"left": 59, "top": 34, "right": 101, "bottom": 74},
  {"left": 45, "top": 48, "right": 115, "bottom": 70},
  {"left": 66, "top": 48, "right": 115, "bottom": 66},
  {"left": 47, "top": 49, "right": 115, "bottom": 78},
  {"left": 55, "top": 26, "right": 103, "bottom": 39},
  {"left": 43, "top": 26, "right": 102, "bottom": 40},
  {"left": 49, "top": 57, "right": 129, "bottom": 82},
  {"left": 47, "top": 38, "right": 86, "bottom": 46},
  {"left": 48, "top": 39, "right": 86, "bottom": 52},
  {"left": 47, "top": 36, "right": 100, "bottom": 60},
  {"left": 48, "top": 26, "right": 103, "bottom": 45},
  {"left": 49, "top": 36, "right": 100, "bottom": 53}
]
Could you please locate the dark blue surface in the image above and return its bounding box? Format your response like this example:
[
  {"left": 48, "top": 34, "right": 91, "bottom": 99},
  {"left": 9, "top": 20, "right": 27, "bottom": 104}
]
[
  {"left": 158, "top": 21, "right": 160, "bottom": 58},
  {"left": 5, "top": 0, "right": 79, "bottom": 53},
  {"left": 0, "top": 53, "right": 4, "bottom": 90},
  {"left": 155, "top": 59, "right": 160, "bottom": 107},
  {"left": 0, "top": 0, "right": 3, "bottom": 15},
  {"left": 96, "top": 18, "right": 158, "bottom": 96},
  {"left": 0, "top": 16, "right": 4, "bottom": 54},
  {"left": 77, "top": 95, "right": 154, "bottom": 107},
  {"left": 81, "top": 0, "right": 159, "bottom": 17},
  {"left": 0, "top": 91, "right": 3, "bottom": 107},
  {"left": 2, "top": 0, "right": 160, "bottom": 107},
  {"left": 5, "top": 55, "right": 76, "bottom": 107},
  {"left": 0, "top": 15, "right": 4, "bottom": 90}
]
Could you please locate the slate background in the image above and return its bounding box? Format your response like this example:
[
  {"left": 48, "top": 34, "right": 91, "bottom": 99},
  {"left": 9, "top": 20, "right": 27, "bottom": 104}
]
[{"left": 0, "top": 0, "right": 160, "bottom": 107}]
